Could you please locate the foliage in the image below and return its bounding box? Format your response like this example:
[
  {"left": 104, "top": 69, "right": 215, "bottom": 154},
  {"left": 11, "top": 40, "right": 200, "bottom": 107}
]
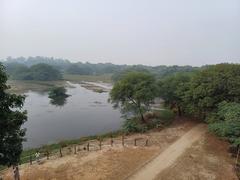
[
  {"left": 182, "top": 64, "right": 240, "bottom": 119},
  {"left": 4, "top": 62, "right": 62, "bottom": 81},
  {"left": 208, "top": 102, "right": 240, "bottom": 146},
  {"left": 4, "top": 56, "right": 71, "bottom": 70},
  {"left": 29, "top": 63, "right": 62, "bottom": 81},
  {"left": 155, "top": 109, "right": 175, "bottom": 122},
  {"left": 0, "top": 63, "right": 27, "bottom": 166},
  {"left": 111, "top": 66, "right": 149, "bottom": 82},
  {"left": 122, "top": 109, "right": 174, "bottom": 133},
  {"left": 48, "top": 87, "right": 69, "bottom": 106},
  {"left": 2, "top": 56, "right": 198, "bottom": 79},
  {"left": 157, "top": 72, "right": 193, "bottom": 116},
  {"left": 156, "top": 63, "right": 240, "bottom": 147},
  {"left": 66, "top": 63, "right": 93, "bottom": 75},
  {"left": 122, "top": 117, "right": 148, "bottom": 133},
  {"left": 109, "top": 72, "right": 158, "bottom": 123},
  {"left": 48, "top": 87, "right": 68, "bottom": 98}
]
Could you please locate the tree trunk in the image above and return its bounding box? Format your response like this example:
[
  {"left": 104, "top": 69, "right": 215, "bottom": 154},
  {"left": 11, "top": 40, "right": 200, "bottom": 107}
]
[
  {"left": 138, "top": 107, "right": 146, "bottom": 123},
  {"left": 140, "top": 113, "right": 145, "bottom": 123},
  {"left": 13, "top": 165, "right": 20, "bottom": 180},
  {"left": 177, "top": 105, "right": 182, "bottom": 116}
]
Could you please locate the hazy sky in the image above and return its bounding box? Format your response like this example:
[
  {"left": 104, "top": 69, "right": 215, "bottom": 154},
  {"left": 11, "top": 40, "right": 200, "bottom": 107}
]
[{"left": 1, "top": 0, "right": 240, "bottom": 66}]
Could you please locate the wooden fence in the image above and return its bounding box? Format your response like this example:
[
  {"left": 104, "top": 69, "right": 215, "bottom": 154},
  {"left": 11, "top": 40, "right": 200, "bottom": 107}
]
[{"left": 16, "top": 135, "right": 150, "bottom": 167}]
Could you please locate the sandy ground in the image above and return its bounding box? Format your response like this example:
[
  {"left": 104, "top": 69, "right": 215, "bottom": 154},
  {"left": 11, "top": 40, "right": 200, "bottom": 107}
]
[
  {"left": 129, "top": 124, "right": 207, "bottom": 180},
  {"left": 1, "top": 119, "right": 237, "bottom": 180},
  {"left": 155, "top": 132, "right": 238, "bottom": 180}
]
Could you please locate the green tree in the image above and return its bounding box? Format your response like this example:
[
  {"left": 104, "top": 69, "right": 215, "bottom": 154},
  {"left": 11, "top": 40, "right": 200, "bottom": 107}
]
[
  {"left": 48, "top": 87, "right": 69, "bottom": 106},
  {"left": 157, "top": 72, "right": 192, "bottom": 116},
  {"left": 30, "top": 63, "right": 62, "bottom": 81},
  {"left": 109, "top": 72, "right": 157, "bottom": 123},
  {"left": 0, "top": 64, "right": 27, "bottom": 166},
  {"left": 182, "top": 64, "right": 240, "bottom": 119},
  {"left": 208, "top": 102, "right": 240, "bottom": 146}
]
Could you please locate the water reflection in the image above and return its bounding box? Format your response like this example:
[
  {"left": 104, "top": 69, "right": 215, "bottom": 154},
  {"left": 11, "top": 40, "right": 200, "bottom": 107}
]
[
  {"left": 49, "top": 96, "right": 68, "bottom": 107},
  {"left": 22, "top": 82, "right": 123, "bottom": 148}
]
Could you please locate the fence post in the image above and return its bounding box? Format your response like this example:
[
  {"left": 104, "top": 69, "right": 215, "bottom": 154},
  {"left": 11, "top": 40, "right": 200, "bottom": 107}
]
[
  {"left": 134, "top": 139, "right": 137, "bottom": 146},
  {"left": 111, "top": 136, "right": 113, "bottom": 147},
  {"left": 60, "top": 148, "right": 62, "bottom": 157},
  {"left": 99, "top": 139, "right": 102, "bottom": 150},
  {"left": 29, "top": 155, "right": 32, "bottom": 165},
  {"left": 122, "top": 135, "right": 125, "bottom": 147},
  {"left": 145, "top": 139, "right": 149, "bottom": 146},
  {"left": 87, "top": 143, "right": 90, "bottom": 151},
  {"left": 74, "top": 146, "right": 77, "bottom": 154},
  {"left": 46, "top": 151, "right": 49, "bottom": 160},
  {"left": 235, "top": 146, "right": 240, "bottom": 169}
]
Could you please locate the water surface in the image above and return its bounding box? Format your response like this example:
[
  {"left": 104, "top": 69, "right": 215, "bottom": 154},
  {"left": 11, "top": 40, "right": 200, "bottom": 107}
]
[{"left": 23, "top": 82, "right": 123, "bottom": 148}]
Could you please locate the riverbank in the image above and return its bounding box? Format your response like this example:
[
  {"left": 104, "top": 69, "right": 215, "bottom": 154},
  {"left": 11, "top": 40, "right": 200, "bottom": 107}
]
[
  {"left": 20, "top": 108, "right": 172, "bottom": 164},
  {"left": 2, "top": 118, "right": 237, "bottom": 180},
  {"left": 20, "top": 130, "right": 123, "bottom": 165},
  {"left": 7, "top": 76, "right": 112, "bottom": 94}
]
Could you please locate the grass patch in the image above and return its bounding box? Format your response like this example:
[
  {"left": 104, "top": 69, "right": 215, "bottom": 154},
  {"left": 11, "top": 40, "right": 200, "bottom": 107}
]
[{"left": 63, "top": 73, "right": 113, "bottom": 83}]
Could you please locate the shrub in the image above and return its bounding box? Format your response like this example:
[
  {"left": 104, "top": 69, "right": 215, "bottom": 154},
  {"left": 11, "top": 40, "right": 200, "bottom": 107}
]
[
  {"left": 122, "top": 117, "right": 148, "bottom": 133},
  {"left": 208, "top": 102, "right": 240, "bottom": 146}
]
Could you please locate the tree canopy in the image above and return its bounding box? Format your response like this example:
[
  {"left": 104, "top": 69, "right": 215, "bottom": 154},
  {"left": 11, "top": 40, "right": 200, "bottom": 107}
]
[
  {"left": 4, "top": 63, "right": 62, "bottom": 81},
  {"left": 208, "top": 102, "right": 240, "bottom": 146},
  {"left": 182, "top": 64, "right": 240, "bottom": 118},
  {"left": 2, "top": 56, "right": 198, "bottom": 78},
  {"left": 0, "top": 64, "right": 27, "bottom": 166},
  {"left": 157, "top": 72, "right": 193, "bottom": 116},
  {"left": 48, "top": 87, "right": 69, "bottom": 106},
  {"left": 109, "top": 72, "right": 157, "bottom": 123},
  {"left": 157, "top": 63, "right": 240, "bottom": 146}
]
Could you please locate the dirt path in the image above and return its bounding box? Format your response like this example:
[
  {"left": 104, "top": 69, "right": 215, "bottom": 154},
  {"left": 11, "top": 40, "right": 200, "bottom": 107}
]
[{"left": 128, "top": 124, "right": 207, "bottom": 180}]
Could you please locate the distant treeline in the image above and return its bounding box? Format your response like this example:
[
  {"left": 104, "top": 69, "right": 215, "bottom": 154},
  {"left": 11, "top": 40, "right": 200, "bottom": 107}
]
[
  {"left": 1, "top": 56, "right": 199, "bottom": 81},
  {"left": 3, "top": 63, "right": 62, "bottom": 81}
]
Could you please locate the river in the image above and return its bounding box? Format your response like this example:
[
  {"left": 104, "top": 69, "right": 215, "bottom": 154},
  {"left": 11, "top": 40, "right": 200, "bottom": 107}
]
[{"left": 22, "top": 82, "right": 123, "bottom": 149}]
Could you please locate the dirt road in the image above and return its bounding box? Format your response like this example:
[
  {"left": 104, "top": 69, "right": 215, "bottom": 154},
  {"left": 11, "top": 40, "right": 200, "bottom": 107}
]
[{"left": 128, "top": 124, "right": 207, "bottom": 180}]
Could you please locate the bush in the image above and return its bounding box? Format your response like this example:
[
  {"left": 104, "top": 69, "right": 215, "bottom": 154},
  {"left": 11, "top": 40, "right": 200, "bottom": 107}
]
[
  {"left": 122, "top": 109, "right": 175, "bottom": 133},
  {"left": 154, "top": 109, "right": 175, "bottom": 124},
  {"left": 48, "top": 86, "right": 69, "bottom": 98},
  {"left": 208, "top": 102, "right": 240, "bottom": 146},
  {"left": 122, "top": 117, "right": 148, "bottom": 133}
]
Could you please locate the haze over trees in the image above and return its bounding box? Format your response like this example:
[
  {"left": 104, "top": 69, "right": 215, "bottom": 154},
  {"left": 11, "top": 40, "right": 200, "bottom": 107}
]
[
  {"left": 4, "top": 63, "right": 62, "bottom": 81},
  {"left": 1, "top": 56, "right": 199, "bottom": 79},
  {"left": 0, "top": 63, "right": 27, "bottom": 166}
]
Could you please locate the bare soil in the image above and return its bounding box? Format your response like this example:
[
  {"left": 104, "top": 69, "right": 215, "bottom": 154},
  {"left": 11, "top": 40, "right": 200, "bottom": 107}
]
[
  {"left": 129, "top": 124, "right": 207, "bottom": 180},
  {"left": 155, "top": 132, "right": 238, "bottom": 180}
]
